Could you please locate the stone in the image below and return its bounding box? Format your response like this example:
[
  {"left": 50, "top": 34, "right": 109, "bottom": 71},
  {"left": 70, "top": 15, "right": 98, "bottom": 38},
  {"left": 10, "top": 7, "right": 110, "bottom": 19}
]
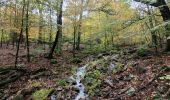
[{"left": 126, "top": 87, "right": 135, "bottom": 96}]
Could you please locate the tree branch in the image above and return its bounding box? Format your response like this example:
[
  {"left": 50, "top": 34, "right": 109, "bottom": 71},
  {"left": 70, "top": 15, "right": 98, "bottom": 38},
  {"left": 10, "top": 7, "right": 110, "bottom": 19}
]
[{"left": 133, "top": 0, "right": 160, "bottom": 7}]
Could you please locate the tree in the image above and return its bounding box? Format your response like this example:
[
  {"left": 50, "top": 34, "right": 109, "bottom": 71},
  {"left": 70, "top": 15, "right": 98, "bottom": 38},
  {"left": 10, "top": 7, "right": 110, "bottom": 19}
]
[
  {"left": 48, "top": 0, "right": 63, "bottom": 59},
  {"left": 25, "top": 0, "right": 30, "bottom": 62},
  {"left": 134, "top": 0, "right": 170, "bottom": 51},
  {"left": 38, "top": 3, "right": 43, "bottom": 43},
  {"left": 76, "top": 0, "right": 85, "bottom": 50},
  {"left": 48, "top": 3, "right": 53, "bottom": 48},
  {"left": 15, "top": 0, "right": 26, "bottom": 67}
]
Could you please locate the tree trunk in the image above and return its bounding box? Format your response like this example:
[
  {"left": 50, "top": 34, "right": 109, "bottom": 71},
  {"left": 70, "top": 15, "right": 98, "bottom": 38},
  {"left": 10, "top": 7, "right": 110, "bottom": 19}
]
[
  {"left": 0, "top": 29, "right": 4, "bottom": 47},
  {"left": 146, "top": 6, "right": 158, "bottom": 52},
  {"left": 38, "top": 5, "right": 43, "bottom": 44},
  {"left": 15, "top": 0, "right": 25, "bottom": 67},
  {"left": 134, "top": 0, "right": 170, "bottom": 51},
  {"left": 49, "top": 8, "right": 53, "bottom": 48},
  {"left": 73, "top": 25, "right": 76, "bottom": 58},
  {"left": 25, "top": 0, "right": 30, "bottom": 62},
  {"left": 48, "top": 0, "right": 63, "bottom": 59},
  {"left": 76, "top": 0, "right": 84, "bottom": 50}
]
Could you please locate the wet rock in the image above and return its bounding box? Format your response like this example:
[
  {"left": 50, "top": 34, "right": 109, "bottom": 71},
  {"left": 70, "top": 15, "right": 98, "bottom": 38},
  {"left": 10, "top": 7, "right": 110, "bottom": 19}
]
[
  {"left": 56, "top": 87, "right": 63, "bottom": 91},
  {"left": 50, "top": 95, "right": 57, "bottom": 100},
  {"left": 97, "top": 54, "right": 103, "bottom": 59},
  {"left": 67, "top": 76, "right": 76, "bottom": 83},
  {"left": 108, "top": 63, "right": 116, "bottom": 74},
  {"left": 126, "top": 87, "right": 135, "bottom": 96},
  {"left": 123, "top": 74, "right": 135, "bottom": 81}
]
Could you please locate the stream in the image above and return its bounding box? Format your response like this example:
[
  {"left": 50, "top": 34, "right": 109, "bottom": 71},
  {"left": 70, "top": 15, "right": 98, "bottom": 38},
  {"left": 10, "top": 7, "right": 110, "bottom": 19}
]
[{"left": 69, "top": 64, "right": 88, "bottom": 100}]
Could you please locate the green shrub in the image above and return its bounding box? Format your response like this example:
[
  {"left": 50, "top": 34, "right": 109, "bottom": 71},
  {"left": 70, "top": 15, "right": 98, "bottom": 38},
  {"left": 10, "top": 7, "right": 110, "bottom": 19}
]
[
  {"left": 137, "top": 48, "right": 147, "bottom": 57},
  {"left": 54, "top": 48, "right": 61, "bottom": 54},
  {"left": 50, "top": 59, "right": 57, "bottom": 64},
  {"left": 70, "top": 58, "right": 82, "bottom": 64}
]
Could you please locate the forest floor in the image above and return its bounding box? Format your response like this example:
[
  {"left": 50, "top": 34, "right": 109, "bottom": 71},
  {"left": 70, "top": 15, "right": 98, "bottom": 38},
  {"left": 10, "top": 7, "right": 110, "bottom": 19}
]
[{"left": 0, "top": 44, "right": 170, "bottom": 100}]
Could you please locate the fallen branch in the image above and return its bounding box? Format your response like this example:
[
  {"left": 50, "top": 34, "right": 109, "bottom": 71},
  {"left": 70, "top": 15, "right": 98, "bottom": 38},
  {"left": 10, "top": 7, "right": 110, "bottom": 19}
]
[{"left": 132, "top": 67, "right": 167, "bottom": 96}]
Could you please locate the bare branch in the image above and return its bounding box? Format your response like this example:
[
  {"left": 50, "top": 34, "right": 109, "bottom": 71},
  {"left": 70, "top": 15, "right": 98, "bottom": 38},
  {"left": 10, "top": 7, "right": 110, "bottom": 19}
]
[{"left": 133, "top": 0, "right": 160, "bottom": 7}]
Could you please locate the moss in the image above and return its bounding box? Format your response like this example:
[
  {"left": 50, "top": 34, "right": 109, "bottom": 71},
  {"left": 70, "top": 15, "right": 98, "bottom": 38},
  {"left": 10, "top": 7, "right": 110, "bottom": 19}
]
[
  {"left": 83, "top": 78, "right": 102, "bottom": 96},
  {"left": 57, "top": 79, "right": 67, "bottom": 86},
  {"left": 32, "top": 88, "right": 54, "bottom": 100},
  {"left": 71, "top": 66, "right": 77, "bottom": 74},
  {"left": 82, "top": 69, "right": 102, "bottom": 96},
  {"left": 31, "top": 81, "right": 42, "bottom": 87}
]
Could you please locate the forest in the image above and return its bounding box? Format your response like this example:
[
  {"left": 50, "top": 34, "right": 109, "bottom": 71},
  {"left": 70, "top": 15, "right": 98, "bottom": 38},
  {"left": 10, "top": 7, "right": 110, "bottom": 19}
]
[{"left": 0, "top": 0, "right": 170, "bottom": 99}]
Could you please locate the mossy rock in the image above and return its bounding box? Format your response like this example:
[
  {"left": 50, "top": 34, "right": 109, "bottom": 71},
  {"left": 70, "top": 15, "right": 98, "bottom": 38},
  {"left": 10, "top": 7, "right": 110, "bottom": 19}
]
[
  {"left": 82, "top": 69, "right": 102, "bottom": 96},
  {"left": 112, "top": 62, "right": 124, "bottom": 74},
  {"left": 50, "top": 59, "right": 57, "bottom": 64},
  {"left": 57, "top": 79, "right": 67, "bottom": 86},
  {"left": 71, "top": 66, "right": 77, "bottom": 74},
  {"left": 31, "top": 81, "right": 42, "bottom": 87},
  {"left": 83, "top": 78, "right": 102, "bottom": 96},
  {"left": 32, "top": 88, "right": 54, "bottom": 100}
]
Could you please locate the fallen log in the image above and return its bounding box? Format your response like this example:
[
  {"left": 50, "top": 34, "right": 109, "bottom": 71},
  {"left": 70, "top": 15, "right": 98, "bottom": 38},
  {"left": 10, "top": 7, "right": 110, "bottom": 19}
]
[
  {"left": 0, "top": 73, "right": 23, "bottom": 87},
  {"left": 0, "top": 67, "right": 50, "bottom": 87},
  {"left": 0, "top": 68, "right": 11, "bottom": 75}
]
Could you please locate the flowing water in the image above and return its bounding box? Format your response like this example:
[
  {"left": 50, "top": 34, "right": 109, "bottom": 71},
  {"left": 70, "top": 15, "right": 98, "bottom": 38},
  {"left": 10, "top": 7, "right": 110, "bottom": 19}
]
[{"left": 69, "top": 64, "right": 88, "bottom": 100}]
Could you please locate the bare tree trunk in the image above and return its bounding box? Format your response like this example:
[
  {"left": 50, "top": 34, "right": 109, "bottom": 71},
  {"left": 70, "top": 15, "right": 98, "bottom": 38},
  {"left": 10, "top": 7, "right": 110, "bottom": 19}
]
[
  {"left": 25, "top": 0, "right": 30, "bottom": 62},
  {"left": 0, "top": 29, "right": 4, "bottom": 47},
  {"left": 76, "top": 0, "right": 84, "bottom": 50},
  {"left": 13, "top": 0, "right": 18, "bottom": 48},
  {"left": 49, "top": 8, "right": 53, "bottom": 48},
  {"left": 73, "top": 26, "right": 76, "bottom": 58},
  {"left": 134, "top": 0, "right": 170, "bottom": 51},
  {"left": 48, "top": 0, "right": 63, "bottom": 59},
  {"left": 38, "top": 5, "right": 43, "bottom": 44},
  {"left": 15, "top": 0, "right": 25, "bottom": 67}
]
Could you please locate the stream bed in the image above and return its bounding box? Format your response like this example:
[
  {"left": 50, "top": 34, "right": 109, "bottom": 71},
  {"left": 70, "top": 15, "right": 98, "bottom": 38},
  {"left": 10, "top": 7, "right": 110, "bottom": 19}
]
[{"left": 69, "top": 64, "right": 88, "bottom": 100}]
